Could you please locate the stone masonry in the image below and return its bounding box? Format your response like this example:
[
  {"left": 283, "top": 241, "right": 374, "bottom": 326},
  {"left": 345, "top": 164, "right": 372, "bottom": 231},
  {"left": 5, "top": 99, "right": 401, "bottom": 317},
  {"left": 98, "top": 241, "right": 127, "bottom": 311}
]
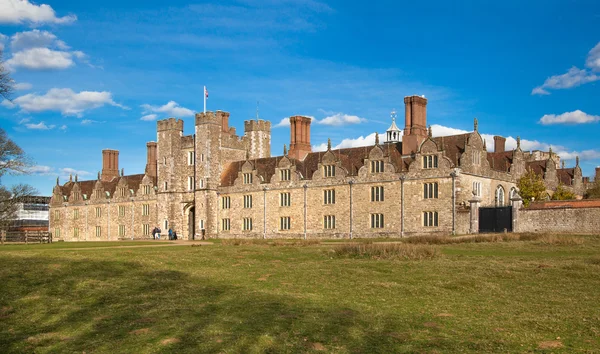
[{"left": 49, "top": 95, "right": 593, "bottom": 241}]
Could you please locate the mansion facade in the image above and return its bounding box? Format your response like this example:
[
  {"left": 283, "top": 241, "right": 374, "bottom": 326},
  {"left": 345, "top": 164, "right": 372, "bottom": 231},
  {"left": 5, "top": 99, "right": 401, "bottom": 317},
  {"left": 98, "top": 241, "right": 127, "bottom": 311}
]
[{"left": 49, "top": 95, "right": 592, "bottom": 241}]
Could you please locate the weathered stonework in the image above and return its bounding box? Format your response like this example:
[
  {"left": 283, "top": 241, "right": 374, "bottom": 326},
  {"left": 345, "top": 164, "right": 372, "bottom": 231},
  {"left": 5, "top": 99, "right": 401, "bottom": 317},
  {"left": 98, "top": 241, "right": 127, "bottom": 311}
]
[{"left": 49, "top": 95, "right": 592, "bottom": 241}]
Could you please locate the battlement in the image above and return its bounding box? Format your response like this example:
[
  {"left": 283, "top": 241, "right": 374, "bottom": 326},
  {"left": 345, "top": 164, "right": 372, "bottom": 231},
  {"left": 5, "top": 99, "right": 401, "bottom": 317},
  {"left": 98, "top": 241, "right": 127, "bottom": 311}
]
[
  {"left": 244, "top": 119, "right": 271, "bottom": 132},
  {"left": 195, "top": 110, "right": 226, "bottom": 126},
  {"left": 181, "top": 135, "right": 194, "bottom": 149},
  {"left": 157, "top": 118, "right": 184, "bottom": 132}
]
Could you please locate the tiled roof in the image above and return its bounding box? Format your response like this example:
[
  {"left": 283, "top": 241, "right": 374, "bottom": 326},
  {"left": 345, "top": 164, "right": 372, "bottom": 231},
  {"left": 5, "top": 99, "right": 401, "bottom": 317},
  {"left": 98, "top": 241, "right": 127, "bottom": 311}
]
[
  {"left": 526, "top": 160, "right": 546, "bottom": 175},
  {"left": 557, "top": 168, "right": 575, "bottom": 186},
  {"left": 487, "top": 151, "right": 513, "bottom": 172},
  {"left": 220, "top": 143, "right": 414, "bottom": 187},
  {"left": 58, "top": 174, "right": 148, "bottom": 199}
]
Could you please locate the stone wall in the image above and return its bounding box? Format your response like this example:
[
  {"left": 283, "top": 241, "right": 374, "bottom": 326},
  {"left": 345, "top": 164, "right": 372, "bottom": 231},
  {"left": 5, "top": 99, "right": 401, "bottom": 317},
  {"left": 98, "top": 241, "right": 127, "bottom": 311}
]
[{"left": 514, "top": 200, "right": 600, "bottom": 234}]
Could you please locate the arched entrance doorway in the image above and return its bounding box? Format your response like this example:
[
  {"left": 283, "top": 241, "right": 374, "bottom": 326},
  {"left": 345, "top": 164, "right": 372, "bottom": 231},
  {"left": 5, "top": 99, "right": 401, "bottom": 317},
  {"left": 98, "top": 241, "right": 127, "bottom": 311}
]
[{"left": 188, "top": 206, "right": 195, "bottom": 240}]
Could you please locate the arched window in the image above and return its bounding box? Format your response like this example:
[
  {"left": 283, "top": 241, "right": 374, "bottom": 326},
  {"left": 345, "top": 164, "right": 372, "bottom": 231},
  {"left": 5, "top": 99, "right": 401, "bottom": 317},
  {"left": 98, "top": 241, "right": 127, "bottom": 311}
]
[
  {"left": 495, "top": 185, "right": 505, "bottom": 206},
  {"left": 510, "top": 187, "right": 518, "bottom": 200}
]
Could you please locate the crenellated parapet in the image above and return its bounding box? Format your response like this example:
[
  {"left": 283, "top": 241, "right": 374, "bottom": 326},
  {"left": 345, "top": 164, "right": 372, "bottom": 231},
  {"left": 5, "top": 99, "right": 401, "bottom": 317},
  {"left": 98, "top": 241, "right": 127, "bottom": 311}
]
[
  {"left": 244, "top": 119, "right": 271, "bottom": 132},
  {"left": 195, "top": 111, "right": 221, "bottom": 126},
  {"left": 157, "top": 118, "right": 184, "bottom": 132}
]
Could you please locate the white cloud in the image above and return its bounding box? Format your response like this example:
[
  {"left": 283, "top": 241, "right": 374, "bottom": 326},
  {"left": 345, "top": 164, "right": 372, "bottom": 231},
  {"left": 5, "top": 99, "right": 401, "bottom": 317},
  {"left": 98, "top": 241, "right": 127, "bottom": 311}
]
[
  {"left": 532, "top": 42, "right": 600, "bottom": 95},
  {"left": 539, "top": 110, "right": 600, "bottom": 125},
  {"left": 81, "top": 119, "right": 93, "bottom": 125},
  {"left": 140, "top": 114, "right": 158, "bottom": 121},
  {"left": 317, "top": 113, "right": 366, "bottom": 126},
  {"left": 586, "top": 42, "right": 600, "bottom": 71},
  {"left": 274, "top": 117, "right": 290, "bottom": 127},
  {"left": 558, "top": 149, "right": 600, "bottom": 161},
  {"left": 25, "top": 121, "right": 55, "bottom": 130},
  {"left": 26, "top": 165, "right": 52, "bottom": 175},
  {"left": 141, "top": 101, "right": 194, "bottom": 118},
  {"left": 314, "top": 131, "right": 387, "bottom": 151},
  {"left": 14, "top": 82, "right": 32, "bottom": 90},
  {"left": 531, "top": 67, "right": 599, "bottom": 95},
  {"left": 0, "top": 0, "right": 77, "bottom": 25},
  {"left": 6, "top": 47, "right": 76, "bottom": 70},
  {"left": 60, "top": 167, "right": 91, "bottom": 177},
  {"left": 10, "top": 29, "right": 56, "bottom": 51},
  {"left": 13, "top": 88, "right": 126, "bottom": 117},
  {"left": 275, "top": 112, "right": 364, "bottom": 128},
  {"left": 18, "top": 117, "right": 30, "bottom": 124},
  {"left": 59, "top": 124, "right": 67, "bottom": 130},
  {"left": 1, "top": 99, "right": 16, "bottom": 109}
]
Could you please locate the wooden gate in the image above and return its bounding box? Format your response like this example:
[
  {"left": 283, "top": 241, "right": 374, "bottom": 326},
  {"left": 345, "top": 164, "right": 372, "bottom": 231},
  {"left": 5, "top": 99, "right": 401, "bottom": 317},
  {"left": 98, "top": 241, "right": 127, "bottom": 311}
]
[{"left": 479, "top": 206, "right": 512, "bottom": 233}]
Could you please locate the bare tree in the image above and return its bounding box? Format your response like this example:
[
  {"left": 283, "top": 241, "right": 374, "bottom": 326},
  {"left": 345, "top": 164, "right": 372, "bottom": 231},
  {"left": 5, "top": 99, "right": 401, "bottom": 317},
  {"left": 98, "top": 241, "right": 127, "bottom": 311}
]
[
  {"left": 0, "top": 49, "right": 13, "bottom": 100},
  {"left": 0, "top": 56, "right": 37, "bottom": 232}
]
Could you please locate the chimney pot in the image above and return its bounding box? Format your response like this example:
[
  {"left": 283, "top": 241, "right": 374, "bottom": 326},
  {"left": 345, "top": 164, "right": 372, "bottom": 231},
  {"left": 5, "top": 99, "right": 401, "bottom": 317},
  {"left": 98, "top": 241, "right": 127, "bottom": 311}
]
[{"left": 493, "top": 136, "right": 506, "bottom": 153}]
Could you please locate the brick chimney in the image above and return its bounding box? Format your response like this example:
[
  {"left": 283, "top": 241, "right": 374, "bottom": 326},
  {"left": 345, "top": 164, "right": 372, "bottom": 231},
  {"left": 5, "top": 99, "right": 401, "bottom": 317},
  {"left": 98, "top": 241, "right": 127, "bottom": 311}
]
[
  {"left": 493, "top": 136, "right": 506, "bottom": 153},
  {"left": 145, "top": 142, "right": 157, "bottom": 178},
  {"left": 288, "top": 115, "right": 312, "bottom": 160},
  {"left": 402, "top": 95, "right": 428, "bottom": 154},
  {"left": 596, "top": 167, "right": 600, "bottom": 182},
  {"left": 101, "top": 149, "right": 119, "bottom": 182},
  {"left": 216, "top": 111, "right": 230, "bottom": 134}
]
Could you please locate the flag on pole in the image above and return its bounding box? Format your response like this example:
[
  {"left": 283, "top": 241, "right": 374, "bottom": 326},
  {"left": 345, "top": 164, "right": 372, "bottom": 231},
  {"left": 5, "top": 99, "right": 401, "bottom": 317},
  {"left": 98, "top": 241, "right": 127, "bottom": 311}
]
[{"left": 203, "top": 86, "right": 208, "bottom": 113}]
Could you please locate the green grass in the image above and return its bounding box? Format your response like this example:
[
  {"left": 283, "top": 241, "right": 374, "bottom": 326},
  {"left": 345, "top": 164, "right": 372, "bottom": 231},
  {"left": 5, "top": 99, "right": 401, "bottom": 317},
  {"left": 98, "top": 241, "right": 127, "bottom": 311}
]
[{"left": 1, "top": 235, "right": 599, "bottom": 353}]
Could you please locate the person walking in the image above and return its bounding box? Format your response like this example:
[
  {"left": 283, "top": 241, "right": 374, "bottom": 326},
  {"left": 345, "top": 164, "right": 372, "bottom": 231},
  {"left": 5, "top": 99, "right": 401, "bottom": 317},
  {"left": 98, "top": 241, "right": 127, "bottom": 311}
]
[
  {"left": 152, "top": 227, "right": 157, "bottom": 240},
  {"left": 156, "top": 227, "right": 161, "bottom": 240},
  {"left": 173, "top": 230, "right": 178, "bottom": 240},
  {"left": 168, "top": 228, "right": 173, "bottom": 240}
]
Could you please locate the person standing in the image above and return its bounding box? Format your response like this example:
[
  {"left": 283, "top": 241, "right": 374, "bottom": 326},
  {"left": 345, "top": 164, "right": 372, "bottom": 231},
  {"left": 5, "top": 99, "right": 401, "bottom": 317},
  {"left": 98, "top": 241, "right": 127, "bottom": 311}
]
[
  {"left": 168, "top": 228, "right": 173, "bottom": 240},
  {"left": 156, "top": 227, "right": 161, "bottom": 240},
  {"left": 152, "top": 227, "right": 157, "bottom": 240}
]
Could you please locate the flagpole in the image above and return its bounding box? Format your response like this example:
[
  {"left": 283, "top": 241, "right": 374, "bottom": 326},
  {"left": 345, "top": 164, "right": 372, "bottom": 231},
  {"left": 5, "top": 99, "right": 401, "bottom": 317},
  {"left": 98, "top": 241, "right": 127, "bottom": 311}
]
[{"left": 203, "top": 86, "right": 206, "bottom": 114}]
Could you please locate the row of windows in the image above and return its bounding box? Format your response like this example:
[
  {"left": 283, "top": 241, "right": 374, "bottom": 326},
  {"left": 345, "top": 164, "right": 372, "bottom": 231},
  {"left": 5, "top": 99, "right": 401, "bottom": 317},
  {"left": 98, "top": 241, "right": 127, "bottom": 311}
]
[
  {"left": 58, "top": 224, "right": 154, "bottom": 238},
  {"left": 69, "top": 204, "right": 153, "bottom": 219},
  {"left": 220, "top": 186, "right": 389, "bottom": 209},
  {"left": 218, "top": 214, "right": 439, "bottom": 230}
]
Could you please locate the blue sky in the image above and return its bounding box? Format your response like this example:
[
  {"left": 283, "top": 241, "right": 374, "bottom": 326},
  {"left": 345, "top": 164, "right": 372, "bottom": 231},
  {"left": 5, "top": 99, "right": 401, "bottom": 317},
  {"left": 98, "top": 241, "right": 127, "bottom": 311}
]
[{"left": 1, "top": 0, "right": 599, "bottom": 196}]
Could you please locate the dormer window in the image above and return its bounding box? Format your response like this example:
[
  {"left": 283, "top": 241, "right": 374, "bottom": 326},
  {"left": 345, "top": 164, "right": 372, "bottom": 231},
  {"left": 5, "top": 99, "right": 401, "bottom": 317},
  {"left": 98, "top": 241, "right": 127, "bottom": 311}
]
[
  {"left": 280, "top": 169, "right": 291, "bottom": 181},
  {"left": 370, "top": 160, "right": 384, "bottom": 173},
  {"left": 243, "top": 173, "right": 253, "bottom": 184},
  {"left": 119, "top": 188, "right": 126, "bottom": 197},
  {"left": 143, "top": 185, "right": 151, "bottom": 195},
  {"left": 423, "top": 155, "right": 438, "bottom": 169},
  {"left": 324, "top": 165, "right": 335, "bottom": 177}
]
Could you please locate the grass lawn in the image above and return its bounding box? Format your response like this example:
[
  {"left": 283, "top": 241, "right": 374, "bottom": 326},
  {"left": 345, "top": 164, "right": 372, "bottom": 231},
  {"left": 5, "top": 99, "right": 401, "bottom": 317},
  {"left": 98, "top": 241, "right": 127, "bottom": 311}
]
[{"left": 0, "top": 235, "right": 599, "bottom": 353}]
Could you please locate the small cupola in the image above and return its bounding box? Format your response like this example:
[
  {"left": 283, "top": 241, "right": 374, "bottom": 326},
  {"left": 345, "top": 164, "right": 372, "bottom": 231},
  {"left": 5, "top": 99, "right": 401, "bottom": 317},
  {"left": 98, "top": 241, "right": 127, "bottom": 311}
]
[{"left": 386, "top": 109, "right": 402, "bottom": 143}]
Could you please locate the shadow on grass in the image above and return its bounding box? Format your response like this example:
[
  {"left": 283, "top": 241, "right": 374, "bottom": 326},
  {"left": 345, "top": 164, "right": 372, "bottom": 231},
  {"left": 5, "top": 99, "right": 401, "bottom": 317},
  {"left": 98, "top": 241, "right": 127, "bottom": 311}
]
[{"left": 0, "top": 254, "right": 510, "bottom": 353}]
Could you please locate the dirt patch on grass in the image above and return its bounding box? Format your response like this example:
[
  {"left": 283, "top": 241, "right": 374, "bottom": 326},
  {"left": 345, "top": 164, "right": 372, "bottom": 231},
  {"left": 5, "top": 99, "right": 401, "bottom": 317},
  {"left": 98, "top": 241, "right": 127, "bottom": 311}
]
[
  {"left": 311, "top": 342, "right": 326, "bottom": 351},
  {"left": 130, "top": 328, "right": 151, "bottom": 335},
  {"left": 423, "top": 322, "right": 440, "bottom": 328},
  {"left": 26, "top": 332, "right": 70, "bottom": 344},
  {"left": 160, "top": 338, "right": 180, "bottom": 345},
  {"left": 436, "top": 313, "right": 453, "bottom": 317},
  {"left": 538, "top": 340, "right": 563, "bottom": 349}
]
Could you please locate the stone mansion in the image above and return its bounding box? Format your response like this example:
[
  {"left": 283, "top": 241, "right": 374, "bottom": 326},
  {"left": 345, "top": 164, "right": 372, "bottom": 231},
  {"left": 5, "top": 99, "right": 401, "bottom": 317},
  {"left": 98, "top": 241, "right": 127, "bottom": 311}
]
[{"left": 49, "top": 95, "right": 592, "bottom": 241}]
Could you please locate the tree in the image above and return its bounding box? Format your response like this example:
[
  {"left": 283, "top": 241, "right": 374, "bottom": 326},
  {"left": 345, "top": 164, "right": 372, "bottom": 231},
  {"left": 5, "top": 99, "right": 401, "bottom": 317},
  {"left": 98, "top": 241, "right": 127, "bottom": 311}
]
[
  {"left": 517, "top": 168, "right": 546, "bottom": 207},
  {"left": 551, "top": 183, "right": 576, "bottom": 200},
  {"left": 0, "top": 49, "right": 13, "bottom": 100},
  {"left": 0, "top": 55, "right": 36, "bottom": 233}
]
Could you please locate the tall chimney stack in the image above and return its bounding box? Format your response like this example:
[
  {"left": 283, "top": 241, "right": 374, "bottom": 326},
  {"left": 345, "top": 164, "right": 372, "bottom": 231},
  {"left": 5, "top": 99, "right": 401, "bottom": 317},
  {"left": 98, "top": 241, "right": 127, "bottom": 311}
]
[
  {"left": 402, "top": 95, "right": 428, "bottom": 154},
  {"left": 101, "top": 149, "right": 119, "bottom": 182},
  {"left": 595, "top": 167, "right": 600, "bottom": 182},
  {"left": 493, "top": 136, "right": 506, "bottom": 153},
  {"left": 145, "top": 142, "right": 157, "bottom": 178},
  {"left": 288, "top": 116, "right": 312, "bottom": 160}
]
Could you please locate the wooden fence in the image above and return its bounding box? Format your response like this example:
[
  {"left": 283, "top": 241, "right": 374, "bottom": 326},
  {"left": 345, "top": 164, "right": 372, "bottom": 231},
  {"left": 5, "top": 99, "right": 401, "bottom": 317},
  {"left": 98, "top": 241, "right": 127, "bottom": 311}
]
[{"left": 0, "top": 230, "right": 52, "bottom": 245}]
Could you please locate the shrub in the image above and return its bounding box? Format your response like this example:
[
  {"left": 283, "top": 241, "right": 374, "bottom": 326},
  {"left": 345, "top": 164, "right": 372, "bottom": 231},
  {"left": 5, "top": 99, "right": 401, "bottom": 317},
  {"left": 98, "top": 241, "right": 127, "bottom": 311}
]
[
  {"left": 332, "top": 243, "right": 441, "bottom": 260},
  {"left": 536, "top": 234, "right": 584, "bottom": 246}
]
